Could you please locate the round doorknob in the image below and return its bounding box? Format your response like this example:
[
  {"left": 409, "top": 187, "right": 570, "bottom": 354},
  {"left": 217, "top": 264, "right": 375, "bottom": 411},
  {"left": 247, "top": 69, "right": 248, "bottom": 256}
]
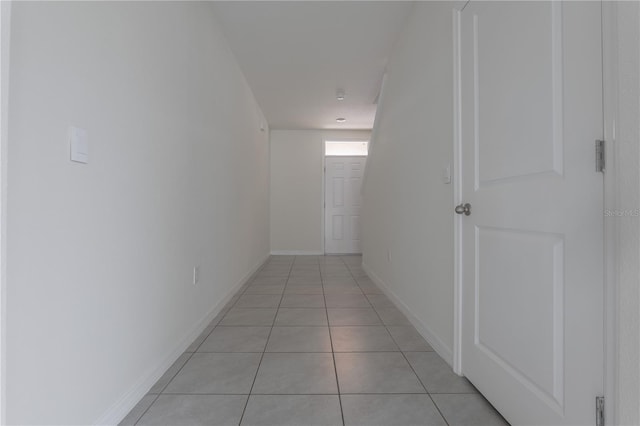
[{"left": 455, "top": 203, "right": 471, "bottom": 216}]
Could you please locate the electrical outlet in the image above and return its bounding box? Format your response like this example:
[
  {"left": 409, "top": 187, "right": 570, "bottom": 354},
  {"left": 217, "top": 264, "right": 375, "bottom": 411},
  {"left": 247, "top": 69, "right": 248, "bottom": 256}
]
[{"left": 193, "top": 265, "right": 200, "bottom": 285}]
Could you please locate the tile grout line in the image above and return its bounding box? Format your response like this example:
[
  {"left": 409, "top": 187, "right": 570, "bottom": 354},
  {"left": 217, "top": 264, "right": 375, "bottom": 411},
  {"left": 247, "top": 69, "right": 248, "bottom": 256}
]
[
  {"left": 426, "top": 386, "right": 452, "bottom": 424},
  {"left": 130, "top": 393, "right": 161, "bottom": 426},
  {"left": 237, "top": 255, "right": 293, "bottom": 426},
  {"left": 356, "top": 262, "right": 456, "bottom": 426},
  {"left": 188, "top": 309, "right": 229, "bottom": 353},
  {"left": 132, "top": 258, "right": 283, "bottom": 425},
  {"left": 154, "top": 391, "right": 451, "bottom": 396},
  {"left": 398, "top": 348, "right": 451, "bottom": 426},
  {"left": 135, "top": 256, "right": 461, "bottom": 425},
  {"left": 133, "top": 350, "right": 197, "bottom": 426},
  {"left": 340, "top": 257, "right": 404, "bottom": 355},
  {"left": 322, "top": 256, "right": 346, "bottom": 426},
  {"left": 341, "top": 257, "right": 452, "bottom": 426}
]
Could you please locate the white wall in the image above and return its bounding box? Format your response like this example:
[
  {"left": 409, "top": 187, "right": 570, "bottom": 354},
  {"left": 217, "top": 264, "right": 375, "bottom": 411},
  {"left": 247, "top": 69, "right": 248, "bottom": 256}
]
[
  {"left": 5, "top": 2, "right": 270, "bottom": 424},
  {"left": 0, "top": 2, "right": 10, "bottom": 423},
  {"left": 270, "top": 129, "right": 370, "bottom": 254},
  {"left": 608, "top": 2, "right": 640, "bottom": 424},
  {"left": 362, "top": 1, "right": 640, "bottom": 421},
  {"left": 361, "top": 2, "right": 455, "bottom": 361}
]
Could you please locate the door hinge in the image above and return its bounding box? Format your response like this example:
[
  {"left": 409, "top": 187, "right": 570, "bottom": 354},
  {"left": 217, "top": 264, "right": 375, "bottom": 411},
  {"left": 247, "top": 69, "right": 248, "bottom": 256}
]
[
  {"left": 596, "top": 140, "right": 605, "bottom": 173},
  {"left": 596, "top": 396, "right": 605, "bottom": 426}
]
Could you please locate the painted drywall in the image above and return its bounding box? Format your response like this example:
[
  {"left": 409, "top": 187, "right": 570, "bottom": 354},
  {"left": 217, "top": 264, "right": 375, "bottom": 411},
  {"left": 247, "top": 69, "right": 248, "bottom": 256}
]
[
  {"left": 611, "top": 2, "right": 640, "bottom": 424},
  {"left": 0, "top": 2, "right": 10, "bottom": 424},
  {"left": 5, "top": 2, "right": 269, "bottom": 424},
  {"left": 270, "top": 129, "right": 370, "bottom": 254},
  {"left": 361, "top": 2, "right": 455, "bottom": 360}
]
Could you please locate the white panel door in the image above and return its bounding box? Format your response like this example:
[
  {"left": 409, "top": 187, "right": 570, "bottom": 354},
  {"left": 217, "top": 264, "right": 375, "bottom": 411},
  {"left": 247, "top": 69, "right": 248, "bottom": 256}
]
[
  {"left": 325, "top": 156, "right": 366, "bottom": 254},
  {"left": 459, "top": 2, "right": 603, "bottom": 425}
]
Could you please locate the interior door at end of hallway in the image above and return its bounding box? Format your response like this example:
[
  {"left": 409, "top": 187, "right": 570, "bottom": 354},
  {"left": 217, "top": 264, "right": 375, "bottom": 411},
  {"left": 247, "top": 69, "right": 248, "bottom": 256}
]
[{"left": 324, "top": 156, "right": 366, "bottom": 254}]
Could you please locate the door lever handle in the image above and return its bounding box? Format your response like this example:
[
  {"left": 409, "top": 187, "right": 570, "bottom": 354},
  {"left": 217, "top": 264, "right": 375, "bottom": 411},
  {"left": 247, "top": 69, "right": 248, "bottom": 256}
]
[{"left": 455, "top": 203, "right": 472, "bottom": 216}]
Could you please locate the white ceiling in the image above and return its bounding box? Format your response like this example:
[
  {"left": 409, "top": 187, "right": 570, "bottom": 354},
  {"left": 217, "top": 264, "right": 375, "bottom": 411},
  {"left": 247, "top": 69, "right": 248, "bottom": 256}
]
[{"left": 212, "top": 1, "right": 414, "bottom": 130}]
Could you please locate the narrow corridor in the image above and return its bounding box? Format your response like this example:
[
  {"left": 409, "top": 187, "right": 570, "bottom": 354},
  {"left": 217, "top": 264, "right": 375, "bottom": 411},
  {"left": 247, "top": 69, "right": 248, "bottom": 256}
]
[{"left": 120, "top": 256, "right": 508, "bottom": 426}]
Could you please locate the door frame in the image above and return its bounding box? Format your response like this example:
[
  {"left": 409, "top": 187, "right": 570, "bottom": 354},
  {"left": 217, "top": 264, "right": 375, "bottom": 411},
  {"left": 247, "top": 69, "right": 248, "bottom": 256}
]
[
  {"left": 0, "top": 2, "right": 11, "bottom": 423},
  {"left": 601, "top": 3, "right": 617, "bottom": 424},
  {"left": 452, "top": 5, "right": 463, "bottom": 376},
  {"left": 322, "top": 139, "right": 368, "bottom": 255},
  {"left": 452, "top": 1, "right": 618, "bottom": 422}
]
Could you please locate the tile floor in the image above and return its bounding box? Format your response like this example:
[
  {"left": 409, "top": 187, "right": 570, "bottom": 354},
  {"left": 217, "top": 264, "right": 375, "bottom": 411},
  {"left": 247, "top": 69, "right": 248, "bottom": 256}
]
[{"left": 121, "top": 255, "right": 509, "bottom": 426}]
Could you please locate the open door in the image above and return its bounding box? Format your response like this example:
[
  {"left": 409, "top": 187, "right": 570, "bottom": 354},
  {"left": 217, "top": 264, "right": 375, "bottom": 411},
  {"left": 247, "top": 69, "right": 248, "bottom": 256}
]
[{"left": 457, "top": 2, "right": 604, "bottom": 424}]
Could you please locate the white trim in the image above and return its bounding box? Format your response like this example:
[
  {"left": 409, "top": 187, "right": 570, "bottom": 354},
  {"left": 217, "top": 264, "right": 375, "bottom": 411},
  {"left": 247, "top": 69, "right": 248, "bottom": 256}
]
[
  {"left": 602, "top": 2, "right": 620, "bottom": 424},
  {"left": 0, "top": 3, "right": 11, "bottom": 424},
  {"left": 452, "top": 6, "right": 463, "bottom": 377},
  {"left": 362, "top": 261, "right": 453, "bottom": 366},
  {"left": 270, "top": 250, "right": 323, "bottom": 256},
  {"left": 320, "top": 146, "right": 328, "bottom": 255},
  {"left": 361, "top": 73, "right": 386, "bottom": 195},
  {"left": 94, "top": 253, "right": 270, "bottom": 425}
]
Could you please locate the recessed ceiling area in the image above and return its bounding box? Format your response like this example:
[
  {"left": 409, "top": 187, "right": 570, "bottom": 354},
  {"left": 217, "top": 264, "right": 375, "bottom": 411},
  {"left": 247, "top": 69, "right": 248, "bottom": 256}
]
[{"left": 212, "top": 1, "right": 415, "bottom": 130}]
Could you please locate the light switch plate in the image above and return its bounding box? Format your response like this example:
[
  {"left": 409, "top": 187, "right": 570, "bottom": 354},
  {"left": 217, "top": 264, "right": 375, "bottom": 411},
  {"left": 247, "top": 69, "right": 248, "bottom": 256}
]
[{"left": 69, "top": 126, "right": 88, "bottom": 164}]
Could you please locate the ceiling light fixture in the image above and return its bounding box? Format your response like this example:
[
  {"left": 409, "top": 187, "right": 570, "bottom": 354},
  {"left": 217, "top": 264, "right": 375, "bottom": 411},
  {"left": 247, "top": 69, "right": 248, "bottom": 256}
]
[
  {"left": 336, "top": 117, "right": 346, "bottom": 123},
  {"left": 336, "top": 90, "right": 345, "bottom": 101}
]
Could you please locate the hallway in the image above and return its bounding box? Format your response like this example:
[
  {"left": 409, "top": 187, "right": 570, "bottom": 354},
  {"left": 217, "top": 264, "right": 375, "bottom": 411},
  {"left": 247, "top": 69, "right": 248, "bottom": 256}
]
[
  {"left": 3, "top": 1, "right": 639, "bottom": 424},
  {"left": 120, "top": 256, "right": 507, "bottom": 426}
]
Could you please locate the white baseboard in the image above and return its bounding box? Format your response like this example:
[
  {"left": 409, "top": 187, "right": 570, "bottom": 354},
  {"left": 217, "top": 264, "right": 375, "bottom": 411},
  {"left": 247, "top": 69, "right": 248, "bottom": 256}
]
[
  {"left": 362, "top": 261, "right": 454, "bottom": 367},
  {"left": 95, "top": 253, "right": 270, "bottom": 425},
  {"left": 270, "top": 250, "right": 324, "bottom": 256}
]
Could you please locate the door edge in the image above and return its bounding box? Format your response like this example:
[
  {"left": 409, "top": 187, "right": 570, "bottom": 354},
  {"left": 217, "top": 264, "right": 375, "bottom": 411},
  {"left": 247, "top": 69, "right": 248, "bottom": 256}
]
[{"left": 452, "top": 5, "right": 464, "bottom": 376}]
